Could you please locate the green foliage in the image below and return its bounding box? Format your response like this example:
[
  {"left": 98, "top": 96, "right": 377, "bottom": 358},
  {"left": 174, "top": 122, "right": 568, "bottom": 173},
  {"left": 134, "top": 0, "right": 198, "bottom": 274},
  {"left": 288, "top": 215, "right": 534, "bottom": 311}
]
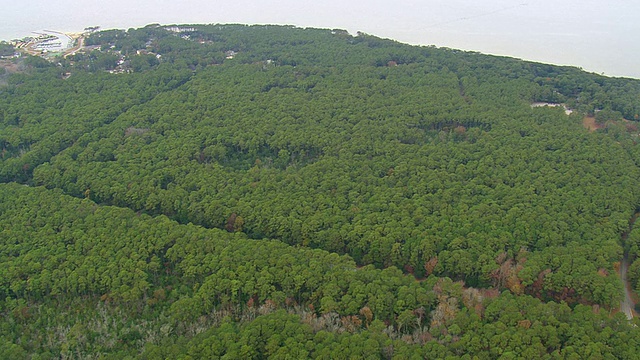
[
  {"left": 29, "top": 56, "right": 639, "bottom": 304},
  {"left": 595, "top": 108, "right": 623, "bottom": 124},
  {"left": 2, "top": 24, "right": 640, "bottom": 358},
  {"left": 0, "top": 42, "right": 14, "bottom": 57},
  {"left": 21, "top": 55, "right": 52, "bottom": 69}
]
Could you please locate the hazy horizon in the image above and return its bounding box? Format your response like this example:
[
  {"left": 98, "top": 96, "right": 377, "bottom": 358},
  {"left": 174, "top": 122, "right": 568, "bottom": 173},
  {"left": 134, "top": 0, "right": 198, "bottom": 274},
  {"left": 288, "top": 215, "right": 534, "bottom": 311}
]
[{"left": 3, "top": 0, "right": 639, "bottom": 78}]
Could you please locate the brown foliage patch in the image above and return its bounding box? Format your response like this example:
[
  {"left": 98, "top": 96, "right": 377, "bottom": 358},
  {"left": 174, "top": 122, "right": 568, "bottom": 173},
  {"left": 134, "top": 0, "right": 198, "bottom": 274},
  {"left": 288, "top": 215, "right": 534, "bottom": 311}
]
[
  {"left": 424, "top": 257, "right": 438, "bottom": 276},
  {"left": 597, "top": 268, "right": 609, "bottom": 277}
]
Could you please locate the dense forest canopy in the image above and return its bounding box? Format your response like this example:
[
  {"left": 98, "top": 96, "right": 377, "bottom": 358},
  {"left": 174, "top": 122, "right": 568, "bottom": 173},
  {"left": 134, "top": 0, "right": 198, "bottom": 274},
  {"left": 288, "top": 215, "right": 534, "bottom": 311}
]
[{"left": 2, "top": 24, "right": 640, "bottom": 358}]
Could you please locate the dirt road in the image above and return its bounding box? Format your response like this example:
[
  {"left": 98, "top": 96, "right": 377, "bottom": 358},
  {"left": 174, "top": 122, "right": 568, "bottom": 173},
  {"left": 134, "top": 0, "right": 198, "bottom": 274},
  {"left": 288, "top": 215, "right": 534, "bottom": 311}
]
[{"left": 620, "top": 258, "right": 634, "bottom": 320}]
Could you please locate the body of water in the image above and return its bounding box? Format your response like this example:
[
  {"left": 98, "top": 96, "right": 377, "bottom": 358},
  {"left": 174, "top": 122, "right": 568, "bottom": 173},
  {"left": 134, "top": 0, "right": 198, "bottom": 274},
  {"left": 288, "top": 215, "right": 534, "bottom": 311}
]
[{"left": 2, "top": 0, "right": 639, "bottom": 78}]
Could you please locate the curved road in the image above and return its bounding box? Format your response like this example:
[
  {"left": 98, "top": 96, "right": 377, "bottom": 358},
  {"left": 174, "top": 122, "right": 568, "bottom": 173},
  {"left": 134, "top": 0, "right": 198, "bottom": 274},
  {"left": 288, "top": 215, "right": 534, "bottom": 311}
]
[
  {"left": 63, "top": 35, "right": 84, "bottom": 57},
  {"left": 620, "top": 258, "right": 634, "bottom": 320}
]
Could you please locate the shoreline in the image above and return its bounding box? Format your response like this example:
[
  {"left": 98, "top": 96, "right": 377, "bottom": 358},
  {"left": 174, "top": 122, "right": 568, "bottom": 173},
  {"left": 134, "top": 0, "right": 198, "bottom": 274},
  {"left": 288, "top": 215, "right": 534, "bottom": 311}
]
[{"left": 2, "top": 22, "right": 639, "bottom": 80}]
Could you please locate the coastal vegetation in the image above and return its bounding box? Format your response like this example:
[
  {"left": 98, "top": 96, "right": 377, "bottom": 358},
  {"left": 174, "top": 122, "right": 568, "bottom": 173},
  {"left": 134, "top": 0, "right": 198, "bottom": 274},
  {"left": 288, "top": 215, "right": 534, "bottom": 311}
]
[
  {"left": 2, "top": 24, "right": 640, "bottom": 358},
  {"left": 0, "top": 42, "right": 14, "bottom": 57}
]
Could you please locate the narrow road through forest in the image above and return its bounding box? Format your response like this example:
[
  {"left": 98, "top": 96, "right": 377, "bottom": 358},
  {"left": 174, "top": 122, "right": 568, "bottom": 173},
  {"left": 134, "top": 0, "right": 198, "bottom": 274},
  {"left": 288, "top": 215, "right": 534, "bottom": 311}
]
[
  {"left": 620, "top": 258, "right": 634, "bottom": 320},
  {"left": 620, "top": 211, "right": 639, "bottom": 320}
]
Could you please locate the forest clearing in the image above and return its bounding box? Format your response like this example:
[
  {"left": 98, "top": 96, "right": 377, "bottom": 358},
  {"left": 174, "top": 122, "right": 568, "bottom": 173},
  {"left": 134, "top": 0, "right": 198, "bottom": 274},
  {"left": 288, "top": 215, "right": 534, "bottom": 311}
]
[{"left": 582, "top": 116, "right": 602, "bottom": 132}]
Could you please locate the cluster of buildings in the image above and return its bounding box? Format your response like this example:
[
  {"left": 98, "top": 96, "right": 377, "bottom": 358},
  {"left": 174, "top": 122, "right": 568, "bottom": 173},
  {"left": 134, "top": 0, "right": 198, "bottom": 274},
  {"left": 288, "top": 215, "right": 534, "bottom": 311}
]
[{"left": 164, "top": 26, "right": 196, "bottom": 33}]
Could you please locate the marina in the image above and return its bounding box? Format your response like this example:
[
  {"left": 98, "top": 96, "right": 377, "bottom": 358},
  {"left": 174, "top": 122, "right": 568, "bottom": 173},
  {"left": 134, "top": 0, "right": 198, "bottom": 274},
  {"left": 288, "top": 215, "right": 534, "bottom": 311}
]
[{"left": 9, "top": 29, "right": 85, "bottom": 58}]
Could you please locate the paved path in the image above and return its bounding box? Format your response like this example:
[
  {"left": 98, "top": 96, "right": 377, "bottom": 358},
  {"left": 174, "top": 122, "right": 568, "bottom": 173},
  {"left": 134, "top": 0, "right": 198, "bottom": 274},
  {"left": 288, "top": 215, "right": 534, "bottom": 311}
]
[{"left": 63, "top": 35, "right": 84, "bottom": 57}]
